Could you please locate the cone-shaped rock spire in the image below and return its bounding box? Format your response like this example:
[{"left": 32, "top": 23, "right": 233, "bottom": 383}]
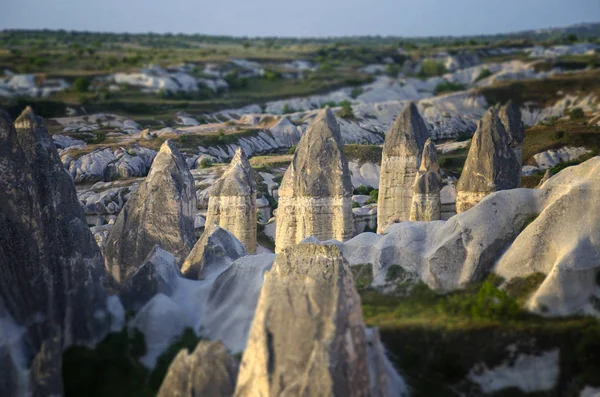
[{"left": 410, "top": 138, "right": 442, "bottom": 221}]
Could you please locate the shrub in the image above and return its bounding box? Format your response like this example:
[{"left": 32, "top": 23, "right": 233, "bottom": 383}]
[
  {"left": 264, "top": 69, "right": 281, "bottom": 80},
  {"left": 554, "top": 129, "right": 566, "bottom": 139},
  {"left": 353, "top": 201, "right": 361, "bottom": 208},
  {"left": 287, "top": 145, "right": 297, "bottom": 154},
  {"left": 338, "top": 100, "right": 354, "bottom": 119},
  {"left": 419, "top": 60, "right": 447, "bottom": 78},
  {"left": 198, "top": 157, "right": 213, "bottom": 168},
  {"left": 434, "top": 80, "right": 466, "bottom": 95},
  {"left": 73, "top": 77, "right": 91, "bottom": 93},
  {"left": 353, "top": 185, "right": 375, "bottom": 196},
  {"left": 282, "top": 104, "right": 293, "bottom": 114},
  {"left": 217, "top": 129, "right": 225, "bottom": 142},
  {"left": 570, "top": 107, "right": 585, "bottom": 120},
  {"left": 367, "top": 189, "right": 378, "bottom": 204},
  {"left": 350, "top": 87, "right": 363, "bottom": 99},
  {"left": 455, "top": 130, "right": 472, "bottom": 142},
  {"left": 475, "top": 68, "right": 492, "bottom": 82}
]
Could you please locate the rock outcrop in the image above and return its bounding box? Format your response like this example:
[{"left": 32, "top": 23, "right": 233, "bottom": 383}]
[
  {"left": 158, "top": 341, "right": 238, "bottom": 397},
  {"left": 275, "top": 108, "right": 354, "bottom": 252},
  {"left": 181, "top": 225, "right": 247, "bottom": 280},
  {"left": 410, "top": 138, "right": 442, "bottom": 221},
  {"left": 234, "top": 244, "right": 371, "bottom": 396},
  {"left": 377, "top": 102, "right": 430, "bottom": 232},
  {"left": 456, "top": 107, "right": 520, "bottom": 213},
  {"left": 104, "top": 140, "right": 196, "bottom": 284},
  {"left": 205, "top": 148, "right": 257, "bottom": 253},
  {"left": 498, "top": 100, "right": 525, "bottom": 170},
  {"left": 0, "top": 107, "right": 110, "bottom": 395}
]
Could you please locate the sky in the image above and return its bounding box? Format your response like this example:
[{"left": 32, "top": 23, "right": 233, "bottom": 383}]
[{"left": 1, "top": 0, "right": 599, "bottom": 38}]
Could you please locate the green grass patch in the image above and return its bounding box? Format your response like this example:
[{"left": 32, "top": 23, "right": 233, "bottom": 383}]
[{"left": 343, "top": 144, "right": 382, "bottom": 164}]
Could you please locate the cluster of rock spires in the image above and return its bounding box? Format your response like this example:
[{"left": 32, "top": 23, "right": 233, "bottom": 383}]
[
  {"left": 0, "top": 107, "right": 112, "bottom": 396},
  {"left": 456, "top": 106, "right": 521, "bottom": 213},
  {"left": 377, "top": 102, "right": 434, "bottom": 232},
  {"left": 275, "top": 108, "right": 354, "bottom": 253}
]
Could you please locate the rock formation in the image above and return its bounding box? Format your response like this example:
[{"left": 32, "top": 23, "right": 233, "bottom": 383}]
[
  {"left": 181, "top": 225, "right": 247, "bottom": 280},
  {"left": 104, "top": 140, "right": 196, "bottom": 284},
  {"left": 456, "top": 107, "right": 520, "bottom": 213},
  {"left": 0, "top": 107, "right": 110, "bottom": 395},
  {"left": 158, "top": 341, "right": 238, "bottom": 397},
  {"left": 410, "top": 138, "right": 442, "bottom": 221},
  {"left": 377, "top": 102, "right": 430, "bottom": 232},
  {"left": 120, "top": 246, "right": 181, "bottom": 312},
  {"left": 498, "top": 100, "right": 525, "bottom": 170},
  {"left": 234, "top": 244, "right": 371, "bottom": 396},
  {"left": 275, "top": 108, "right": 354, "bottom": 252},
  {"left": 205, "top": 148, "right": 257, "bottom": 253}
]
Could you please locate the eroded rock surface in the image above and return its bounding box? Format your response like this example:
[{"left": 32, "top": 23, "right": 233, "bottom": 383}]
[
  {"left": 377, "top": 102, "right": 429, "bottom": 232},
  {"left": 0, "top": 107, "right": 110, "bottom": 395},
  {"left": 275, "top": 108, "right": 354, "bottom": 252},
  {"left": 456, "top": 107, "right": 520, "bottom": 213},
  {"left": 410, "top": 138, "right": 442, "bottom": 221},
  {"left": 205, "top": 148, "right": 257, "bottom": 253},
  {"left": 104, "top": 140, "right": 196, "bottom": 284},
  {"left": 498, "top": 100, "right": 525, "bottom": 169},
  {"left": 234, "top": 243, "right": 371, "bottom": 397}
]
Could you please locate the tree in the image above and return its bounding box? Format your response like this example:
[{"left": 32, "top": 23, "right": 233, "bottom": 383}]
[{"left": 73, "top": 77, "right": 91, "bottom": 93}]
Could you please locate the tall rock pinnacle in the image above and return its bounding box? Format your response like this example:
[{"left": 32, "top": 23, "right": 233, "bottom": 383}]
[
  {"left": 498, "top": 100, "right": 525, "bottom": 171},
  {"left": 377, "top": 102, "right": 430, "bottom": 232},
  {"left": 410, "top": 138, "right": 442, "bottom": 221},
  {"left": 456, "top": 107, "right": 520, "bottom": 213},
  {"left": 0, "top": 106, "right": 110, "bottom": 395},
  {"left": 234, "top": 244, "right": 371, "bottom": 397},
  {"left": 104, "top": 139, "right": 197, "bottom": 283},
  {"left": 205, "top": 148, "right": 257, "bottom": 253},
  {"left": 274, "top": 108, "right": 353, "bottom": 252}
]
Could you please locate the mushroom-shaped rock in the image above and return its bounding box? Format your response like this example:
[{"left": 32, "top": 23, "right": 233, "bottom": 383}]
[
  {"left": 456, "top": 107, "right": 520, "bottom": 213},
  {"left": 157, "top": 341, "right": 239, "bottom": 397},
  {"left": 498, "top": 100, "right": 525, "bottom": 169},
  {"left": 104, "top": 140, "right": 197, "bottom": 284},
  {"left": 205, "top": 148, "right": 257, "bottom": 253},
  {"left": 410, "top": 138, "right": 442, "bottom": 221},
  {"left": 120, "top": 246, "right": 181, "bottom": 312},
  {"left": 234, "top": 244, "right": 371, "bottom": 397},
  {"left": 0, "top": 106, "right": 110, "bottom": 395},
  {"left": 274, "top": 109, "right": 354, "bottom": 252},
  {"left": 377, "top": 102, "right": 430, "bottom": 232},
  {"left": 181, "top": 225, "right": 247, "bottom": 280}
]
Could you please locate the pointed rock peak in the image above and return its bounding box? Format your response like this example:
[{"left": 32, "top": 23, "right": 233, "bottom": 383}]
[
  {"left": 420, "top": 138, "right": 439, "bottom": 173},
  {"left": 212, "top": 148, "right": 256, "bottom": 196},
  {"left": 307, "top": 107, "right": 342, "bottom": 141},
  {"left": 158, "top": 139, "right": 180, "bottom": 156},
  {"left": 384, "top": 101, "right": 430, "bottom": 157},
  {"left": 498, "top": 100, "right": 524, "bottom": 145},
  {"left": 14, "top": 106, "right": 42, "bottom": 130}
]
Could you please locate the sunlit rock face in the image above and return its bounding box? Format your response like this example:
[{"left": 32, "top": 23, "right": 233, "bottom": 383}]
[
  {"left": 275, "top": 108, "right": 354, "bottom": 252},
  {"left": 234, "top": 244, "right": 371, "bottom": 397},
  {"left": 205, "top": 148, "right": 257, "bottom": 253},
  {"left": 410, "top": 138, "right": 442, "bottom": 221},
  {"left": 456, "top": 107, "right": 520, "bottom": 213},
  {"left": 498, "top": 100, "right": 525, "bottom": 171},
  {"left": 377, "top": 102, "right": 429, "bottom": 232},
  {"left": 104, "top": 140, "right": 196, "bottom": 284},
  {"left": 0, "top": 107, "right": 110, "bottom": 396}
]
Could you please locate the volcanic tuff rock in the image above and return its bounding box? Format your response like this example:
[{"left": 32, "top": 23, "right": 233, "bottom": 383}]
[
  {"left": 456, "top": 107, "right": 520, "bottom": 213},
  {"left": 104, "top": 140, "right": 196, "bottom": 284},
  {"left": 410, "top": 138, "right": 442, "bottom": 221},
  {"left": 275, "top": 108, "right": 354, "bottom": 252},
  {"left": 234, "top": 244, "right": 371, "bottom": 397},
  {"left": 205, "top": 148, "right": 257, "bottom": 253},
  {"left": 498, "top": 100, "right": 525, "bottom": 169},
  {"left": 0, "top": 107, "right": 110, "bottom": 395},
  {"left": 181, "top": 225, "right": 247, "bottom": 280},
  {"left": 377, "top": 102, "right": 430, "bottom": 232},
  {"left": 157, "top": 341, "right": 238, "bottom": 397}
]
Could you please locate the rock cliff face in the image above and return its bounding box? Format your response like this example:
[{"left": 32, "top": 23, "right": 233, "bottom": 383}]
[
  {"left": 104, "top": 140, "right": 196, "bottom": 284},
  {"left": 410, "top": 138, "right": 442, "bottom": 221},
  {"left": 158, "top": 341, "right": 238, "bottom": 397},
  {"left": 0, "top": 107, "right": 110, "bottom": 395},
  {"left": 275, "top": 109, "right": 354, "bottom": 252},
  {"left": 377, "top": 102, "right": 430, "bottom": 232},
  {"left": 234, "top": 244, "right": 371, "bottom": 397},
  {"left": 205, "top": 148, "right": 257, "bottom": 253},
  {"left": 456, "top": 108, "right": 520, "bottom": 213},
  {"left": 498, "top": 100, "right": 525, "bottom": 170}
]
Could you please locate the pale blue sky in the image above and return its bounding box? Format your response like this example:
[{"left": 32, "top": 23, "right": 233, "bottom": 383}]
[{"left": 1, "top": 0, "right": 599, "bottom": 37}]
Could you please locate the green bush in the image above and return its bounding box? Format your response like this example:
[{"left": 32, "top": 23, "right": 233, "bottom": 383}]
[
  {"left": 419, "top": 60, "right": 447, "bottom": 78},
  {"left": 338, "top": 100, "right": 354, "bottom": 119},
  {"left": 385, "top": 64, "right": 400, "bottom": 77},
  {"left": 198, "top": 157, "right": 213, "bottom": 168},
  {"left": 367, "top": 189, "right": 378, "bottom": 204},
  {"left": 455, "top": 130, "right": 472, "bottom": 142},
  {"left": 264, "top": 69, "right": 281, "bottom": 80},
  {"left": 287, "top": 145, "right": 297, "bottom": 154},
  {"left": 475, "top": 68, "right": 492, "bottom": 82},
  {"left": 434, "top": 80, "right": 466, "bottom": 95},
  {"left": 570, "top": 107, "right": 585, "bottom": 120},
  {"left": 353, "top": 185, "right": 375, "bottom": 196},
  {"left": 73, "top": 77, "right": 91, "bottom": 93},
  {"left": 282, "top": 104, "right": 293, "bottom": 114},
  {"left": 351, "top": 87, "right": 363, "bottom": 99}
]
